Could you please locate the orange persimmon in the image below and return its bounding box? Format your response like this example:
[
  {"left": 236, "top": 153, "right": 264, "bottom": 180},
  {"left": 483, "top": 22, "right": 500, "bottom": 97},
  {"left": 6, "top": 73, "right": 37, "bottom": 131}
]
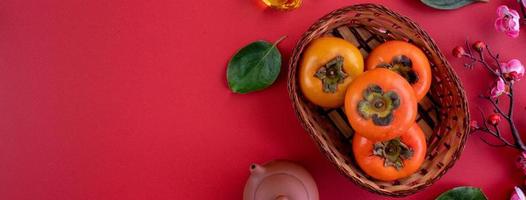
[
  {"left": 353, "top": 123, "right": 427, "bottom": 181},
  {"left": 300, "top": 37, "right": 364, "bottom": 108},
  {"left": 344, "top": 68, "right": 417, "bottom": 141},
  {"left": 366, "top": 41, "right": 432, "bottom": 101}
]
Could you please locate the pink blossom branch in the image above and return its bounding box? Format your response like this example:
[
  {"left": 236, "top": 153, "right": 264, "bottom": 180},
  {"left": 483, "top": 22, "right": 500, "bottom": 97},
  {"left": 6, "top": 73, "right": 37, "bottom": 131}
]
[
  {"left": 455, "top": 41, "right": 526, "bottom": 151},
  {"left": 485, "top": 45, "right": 508, "bottom": 81},
  {"left": 507, "top": 82, "right": 526, "bottom": 150},
  {"left": 461, "top": 42, "right": 500, "bottom": 76},
  {"left": 481, "top": 95, "right": 509, "bottom": 120},
  {"left": 520, "top": 0, "right": 526, "bottom": 22},
  {"left": 476, "top": 107, "right": 518, "bottom": 149}
]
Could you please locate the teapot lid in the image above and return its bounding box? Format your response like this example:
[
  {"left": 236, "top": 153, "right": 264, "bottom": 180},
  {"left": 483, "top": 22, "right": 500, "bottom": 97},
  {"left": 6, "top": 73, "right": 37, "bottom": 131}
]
[{"left": 243, "top": 160, "right": 319, "bottom": 200}]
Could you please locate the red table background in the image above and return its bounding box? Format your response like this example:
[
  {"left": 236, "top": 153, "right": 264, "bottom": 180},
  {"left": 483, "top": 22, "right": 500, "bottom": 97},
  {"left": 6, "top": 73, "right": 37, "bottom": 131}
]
[{"left": 2, "top": 0, "right": 526, "bottom": 199}]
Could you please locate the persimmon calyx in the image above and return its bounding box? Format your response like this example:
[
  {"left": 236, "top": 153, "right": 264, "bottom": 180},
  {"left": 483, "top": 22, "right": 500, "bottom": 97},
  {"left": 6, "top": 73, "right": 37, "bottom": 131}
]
[
  {"left": 377, "top": 55, "right": 419, "bottom": 84},
  {"left": 357, "top": 84, "right": 400, "bottom": 126},
  {"left": 373, "top": 138, "right": 414, "bottom": 170},
  {"left": 314, "top": 56, "right": 347, "bottom": 93}
]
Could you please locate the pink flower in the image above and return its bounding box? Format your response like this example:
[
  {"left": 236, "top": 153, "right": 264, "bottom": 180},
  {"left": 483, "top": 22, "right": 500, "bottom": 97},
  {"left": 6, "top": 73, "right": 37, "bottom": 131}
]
[
  {"left": 501, "top": 59, "right": 525, "bottom": 80},
  {"left": 511, "top": 187, "right": 526, "bottom": 200},
  {"left": 516, "top": 151, "right": 526, "bottom": 174},
  {"left": 491, "top": 77, "right": 507, "bottom": 98},
  {"left": 495, "top": 5, "right": 521, "bottom": 38}
]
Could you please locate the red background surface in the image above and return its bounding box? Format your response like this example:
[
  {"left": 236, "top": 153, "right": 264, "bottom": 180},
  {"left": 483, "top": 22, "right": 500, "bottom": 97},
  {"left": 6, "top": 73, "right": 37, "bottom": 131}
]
[{"left": 2, "top": 0, "right": 526, "bottom": 199}]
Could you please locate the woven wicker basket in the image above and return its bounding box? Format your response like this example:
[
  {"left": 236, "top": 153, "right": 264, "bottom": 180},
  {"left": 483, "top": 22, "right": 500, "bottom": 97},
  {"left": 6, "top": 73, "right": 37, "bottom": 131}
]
[{"left": 288, "top": 4, "right": 470, "bottom": 197}]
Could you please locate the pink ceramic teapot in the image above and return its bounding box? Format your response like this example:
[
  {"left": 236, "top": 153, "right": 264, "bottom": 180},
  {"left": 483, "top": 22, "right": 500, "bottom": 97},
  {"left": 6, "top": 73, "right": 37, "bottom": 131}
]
[{"left": 243, "top": 160, "right": 319, "bottom": 200}]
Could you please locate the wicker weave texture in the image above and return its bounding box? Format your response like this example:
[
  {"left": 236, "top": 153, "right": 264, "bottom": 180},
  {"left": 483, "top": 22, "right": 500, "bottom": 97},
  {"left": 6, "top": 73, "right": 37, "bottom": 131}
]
[{"left": 287, "top": 4, "right": 470, "bottom": 197}]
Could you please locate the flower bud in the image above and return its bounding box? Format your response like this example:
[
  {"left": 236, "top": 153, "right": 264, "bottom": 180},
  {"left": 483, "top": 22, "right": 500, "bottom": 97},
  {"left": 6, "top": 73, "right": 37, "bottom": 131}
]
[
  {"left": 452, "top": 46, "right": 465, "bottom": 58},
  {"left": 472, "top": 41, "right": 486, "bottom": 52},
  {"left": 487, "top": 113, "right": 501, "bottom": 126},
  {"left": 509, "top": 71, "right": 520, "bottom": 81},
  {"left": 469, "top": 120, "right": 479, "bottom": 131}
]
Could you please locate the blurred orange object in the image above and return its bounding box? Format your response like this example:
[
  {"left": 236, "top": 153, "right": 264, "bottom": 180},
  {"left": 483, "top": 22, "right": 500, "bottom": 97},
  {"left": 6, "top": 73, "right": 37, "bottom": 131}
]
[{"left": 261, "top": 0, "right": 301, "bottom": 10}]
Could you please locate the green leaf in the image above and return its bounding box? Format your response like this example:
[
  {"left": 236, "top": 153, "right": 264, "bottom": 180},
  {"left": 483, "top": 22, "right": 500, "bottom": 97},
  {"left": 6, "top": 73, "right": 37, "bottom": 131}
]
[
  {"left": 436, "top": 187, "right": 488, "bottom": 200},
  {"left": 226, "top": 36, "right": 285, "bottom": 94},
  {"left": 420, "top": 0, "right": 488, "bottom": 10}
]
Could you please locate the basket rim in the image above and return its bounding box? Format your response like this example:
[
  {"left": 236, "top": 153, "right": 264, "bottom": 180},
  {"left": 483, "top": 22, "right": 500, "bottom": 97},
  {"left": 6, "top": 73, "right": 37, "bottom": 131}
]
[{"left": 287, "top": 3, "right": 471, "bottom": 197}]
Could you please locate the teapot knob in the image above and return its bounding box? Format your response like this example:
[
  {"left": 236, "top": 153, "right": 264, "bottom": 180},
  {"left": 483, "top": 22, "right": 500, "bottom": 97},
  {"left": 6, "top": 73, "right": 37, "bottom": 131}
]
[{"left": 250, "top": 163, "right": 265, "bottom": 175}]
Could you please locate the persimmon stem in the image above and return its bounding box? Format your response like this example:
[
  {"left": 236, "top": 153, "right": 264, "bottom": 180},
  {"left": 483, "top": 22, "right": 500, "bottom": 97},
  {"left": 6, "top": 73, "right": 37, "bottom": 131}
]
[{"left": 273, "top": 35, "right": 287, "bottom": 46}]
